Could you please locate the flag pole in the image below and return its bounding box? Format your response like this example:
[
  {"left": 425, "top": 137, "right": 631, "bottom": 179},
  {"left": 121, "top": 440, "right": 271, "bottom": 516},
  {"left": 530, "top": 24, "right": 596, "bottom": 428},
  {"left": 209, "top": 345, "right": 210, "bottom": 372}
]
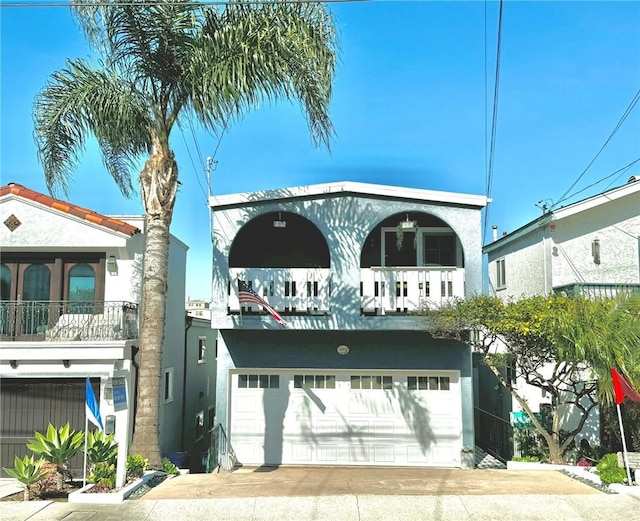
[
  {"left": 237, "top": 278, "right": 243, "bottom": 326},
  {"left": 83, "top": 413, "right": 89, "bottom": 486},
  {"left": 616, "top": 402, "right": 634, "bottom": 485}
]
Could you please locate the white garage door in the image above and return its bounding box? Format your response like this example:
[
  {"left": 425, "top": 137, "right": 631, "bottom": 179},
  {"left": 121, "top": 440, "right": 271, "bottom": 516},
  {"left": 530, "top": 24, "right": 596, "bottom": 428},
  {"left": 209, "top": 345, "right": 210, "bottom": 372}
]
[{"left": 229, "top": 370, "right": 462, "bottom": 467}]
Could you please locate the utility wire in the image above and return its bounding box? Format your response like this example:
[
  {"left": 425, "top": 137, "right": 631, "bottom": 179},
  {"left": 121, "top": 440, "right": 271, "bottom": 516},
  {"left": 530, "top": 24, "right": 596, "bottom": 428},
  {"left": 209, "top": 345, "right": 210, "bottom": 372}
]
[
  {"left": 551, "top": 86, "right": 640, "bottom": 209},
  {"left": 2, "top": 0, "right": 369, "bottom": 7},
  {"left": 557, "top": 157, "right": 640, "bottom": 205},
  {"left": 178, "top": 122, "right": 209, "bottom": 203},
  {"left": 482, "top": 0, "right": 504, "bottom": 245}
]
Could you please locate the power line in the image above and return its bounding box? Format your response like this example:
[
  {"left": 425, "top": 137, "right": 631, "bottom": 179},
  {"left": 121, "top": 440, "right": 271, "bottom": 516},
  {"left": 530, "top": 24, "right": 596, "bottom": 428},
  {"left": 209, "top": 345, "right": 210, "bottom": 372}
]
[
  {"left": 556, "top": 157, "right": 640, "bottom": 205},
  {"left": 2, "top": 0, "right": 369, "bottom": 7},
  {"left": 482, "top": 0, "right": 504, "bottom": 245},
  {"left": 551, "top": 86, "right": 640, "bottom": 209}
]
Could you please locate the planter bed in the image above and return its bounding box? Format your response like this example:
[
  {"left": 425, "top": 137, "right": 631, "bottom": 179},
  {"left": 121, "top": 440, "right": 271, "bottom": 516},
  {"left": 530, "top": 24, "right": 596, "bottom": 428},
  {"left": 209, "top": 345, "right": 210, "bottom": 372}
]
[{"left": 69, "top": 470, "right": 165, "bottom": 504}]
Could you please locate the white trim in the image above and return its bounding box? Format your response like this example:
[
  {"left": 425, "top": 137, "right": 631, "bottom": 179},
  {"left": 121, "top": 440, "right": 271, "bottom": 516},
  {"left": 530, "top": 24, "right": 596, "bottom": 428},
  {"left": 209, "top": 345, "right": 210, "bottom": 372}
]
[{"left": 210, "top": 181, "right": 489, "bottom": 209}]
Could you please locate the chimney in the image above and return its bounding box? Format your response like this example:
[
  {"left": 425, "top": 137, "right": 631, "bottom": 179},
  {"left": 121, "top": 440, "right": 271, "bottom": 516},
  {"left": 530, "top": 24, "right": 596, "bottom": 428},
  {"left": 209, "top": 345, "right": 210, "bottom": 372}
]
[{"left": 492, "top": 225, "right": 498, "bottom": 242}]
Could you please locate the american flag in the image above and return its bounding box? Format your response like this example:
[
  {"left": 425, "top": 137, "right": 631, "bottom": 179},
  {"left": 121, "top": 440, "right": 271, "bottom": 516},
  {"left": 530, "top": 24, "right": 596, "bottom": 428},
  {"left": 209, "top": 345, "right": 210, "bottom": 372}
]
[{"left": 238, "top": 280, "right": 287, "bottom": 328}]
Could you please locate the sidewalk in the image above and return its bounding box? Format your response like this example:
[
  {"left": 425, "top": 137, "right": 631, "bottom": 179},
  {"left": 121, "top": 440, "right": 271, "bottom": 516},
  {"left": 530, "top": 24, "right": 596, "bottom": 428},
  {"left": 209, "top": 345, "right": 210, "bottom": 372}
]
[{"left": 3, "top": 468, "right": 640, "bottom": 521}]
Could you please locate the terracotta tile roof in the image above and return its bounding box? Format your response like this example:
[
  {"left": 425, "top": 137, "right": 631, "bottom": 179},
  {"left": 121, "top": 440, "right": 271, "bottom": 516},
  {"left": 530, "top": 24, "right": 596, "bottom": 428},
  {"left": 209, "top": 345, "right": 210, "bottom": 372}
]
[{"left": 0, "top": 182, "right": 140, "bottom": 236}]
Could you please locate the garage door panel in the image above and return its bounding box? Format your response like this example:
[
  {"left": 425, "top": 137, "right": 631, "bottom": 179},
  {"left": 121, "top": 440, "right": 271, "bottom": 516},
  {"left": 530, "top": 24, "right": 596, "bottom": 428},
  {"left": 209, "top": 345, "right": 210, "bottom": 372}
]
[
  {"left": 291, "top": 444, "right": 313, "bottom": 462},
  {"left": 349, "top": 444, "right": 370, "bottom": 462},
  {"left": 317, "top": 445, "right": 338, "bottom": 462},
  {"left": 230, "top": 370, "right": 462, "bottom": 467},
  {"left": 373, "top": 445, "right": 395, "bottom": 462}
]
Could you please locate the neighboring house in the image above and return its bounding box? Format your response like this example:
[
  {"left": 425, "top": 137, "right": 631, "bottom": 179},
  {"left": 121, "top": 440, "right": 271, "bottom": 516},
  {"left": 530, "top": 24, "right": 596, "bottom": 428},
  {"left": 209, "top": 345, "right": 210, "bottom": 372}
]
[
  {"left": 485, "top": 175, "right": 640, "bottom": 299},
  {"left": 209, "top": 181, "right": 488, "bottom": 468},
  {"left": 186, "top": 298, "right": 212, "bottom": 320},
  {"left": 183, "top": 315, "right": 216, "bottom": 471},
  {"left": 0, "top": 183, "right": 194, "bottom": 476},
  {"left": 482, "top": 175, "right": 640, "bottom": 453}
]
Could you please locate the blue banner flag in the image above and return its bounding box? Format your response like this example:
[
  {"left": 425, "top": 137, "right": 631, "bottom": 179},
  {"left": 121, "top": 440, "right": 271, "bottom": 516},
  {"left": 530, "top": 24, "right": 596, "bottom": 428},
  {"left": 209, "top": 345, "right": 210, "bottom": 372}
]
[{"left": 85, "top": 377, "right": 104, "bottom": 430}]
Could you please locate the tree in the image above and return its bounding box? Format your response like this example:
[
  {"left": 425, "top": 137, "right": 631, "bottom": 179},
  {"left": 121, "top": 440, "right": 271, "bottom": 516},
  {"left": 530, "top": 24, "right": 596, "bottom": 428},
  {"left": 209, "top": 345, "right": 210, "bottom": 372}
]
[
  {"left": 34, "top": 0, "right": 337, "bottom": 467},
  {"left": 420, "top": 294, "right": 640, "bottom": 463}
]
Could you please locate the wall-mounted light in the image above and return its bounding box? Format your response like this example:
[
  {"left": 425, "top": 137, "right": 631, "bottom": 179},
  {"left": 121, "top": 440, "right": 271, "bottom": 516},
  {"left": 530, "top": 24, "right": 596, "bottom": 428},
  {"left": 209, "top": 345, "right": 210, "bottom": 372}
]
[
  {"left": 63, "top": 359, "right": 71, "bottom": 368},
  {"left": 10, "top": 360, "right": 18, "bottom": 369},
  {"left": 106, "top": 255, "right": 118, "bottom": 274},
  {"left": 592, "top": 237, "right": 600, "bottom": 265},
  {"left": 273, "top": 212, "right": 287, "bottom": 228}
]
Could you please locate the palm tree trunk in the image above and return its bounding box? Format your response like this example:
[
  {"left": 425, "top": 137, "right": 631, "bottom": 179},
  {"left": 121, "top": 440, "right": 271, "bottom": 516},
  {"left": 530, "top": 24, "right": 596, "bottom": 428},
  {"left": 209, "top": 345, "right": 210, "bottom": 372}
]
[{"left": 130, "top": 146, "right": 178, "bottom": 469}]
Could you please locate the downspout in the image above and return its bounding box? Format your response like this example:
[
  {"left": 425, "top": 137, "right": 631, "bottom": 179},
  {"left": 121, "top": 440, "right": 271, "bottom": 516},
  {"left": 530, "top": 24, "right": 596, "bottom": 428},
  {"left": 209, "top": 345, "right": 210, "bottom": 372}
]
[{"left": 181, "top": 313, "right": 193, "bottom": 451}]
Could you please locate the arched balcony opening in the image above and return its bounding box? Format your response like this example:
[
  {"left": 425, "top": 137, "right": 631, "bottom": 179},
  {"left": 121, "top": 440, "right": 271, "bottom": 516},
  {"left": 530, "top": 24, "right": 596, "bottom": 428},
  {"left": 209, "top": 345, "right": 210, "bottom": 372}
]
[
  {"left": 228, "top": 212, "right": 330, "bottom": 315},
  {"left": 360, "top": 212, "right": 466, "bottom": 314}
]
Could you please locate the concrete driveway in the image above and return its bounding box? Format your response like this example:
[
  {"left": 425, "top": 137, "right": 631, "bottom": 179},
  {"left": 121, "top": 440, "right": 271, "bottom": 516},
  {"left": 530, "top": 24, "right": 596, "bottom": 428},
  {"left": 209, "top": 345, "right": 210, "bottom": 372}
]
[{"left": 143, "top": 466, "right": 601, "bottom": 500}]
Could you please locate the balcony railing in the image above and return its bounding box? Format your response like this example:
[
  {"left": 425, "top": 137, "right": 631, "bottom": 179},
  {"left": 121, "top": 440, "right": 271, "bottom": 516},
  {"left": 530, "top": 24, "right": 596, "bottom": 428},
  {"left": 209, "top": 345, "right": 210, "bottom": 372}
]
[
  {"left": 229, "top": 268, "right": 331, "bottom": 314},
  {"left": 361, "top": 267, "right": 465, "bottom": 314},
  {"left": 0, "top": 301, "right": 138, "bottom": 342},
  {"left": 553, "top": 283, "right": 640, "bottom": 300},
  {"left": 227, "top": 267, "right": 465, "bottom": 317}
]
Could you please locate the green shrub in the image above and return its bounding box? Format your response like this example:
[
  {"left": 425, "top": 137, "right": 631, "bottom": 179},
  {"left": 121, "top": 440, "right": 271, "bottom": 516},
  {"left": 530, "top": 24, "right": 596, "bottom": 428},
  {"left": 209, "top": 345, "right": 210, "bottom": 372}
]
[
  {"left": 596, "top": 453, "right": 627, "bottom": 484},
  {"left": 2, "top": 454, "right": 51, "bottom": 501},
  {"left": 26, "top": 423, "right": 84, "bottom": 491},
  {"left": 162, "top": 457, "right": 180, "bottom": 475},
  {"left": 511, "top": 455, "right": 540, "bottom": 462},
  {"left": 88, "top": 461, "right": 116, "bottom": 490},
  {"left": 126, "top": 454, "right": 149, "bottom": 480},
  {"left": 85, "top": 430, "right": 118, "bottom": 467}
]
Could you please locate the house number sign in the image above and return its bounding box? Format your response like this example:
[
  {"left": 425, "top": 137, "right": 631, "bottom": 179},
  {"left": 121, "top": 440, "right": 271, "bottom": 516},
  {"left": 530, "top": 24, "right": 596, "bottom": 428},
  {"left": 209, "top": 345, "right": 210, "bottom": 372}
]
[{"left": 337, "top": 345, "right": 349, "bottom": 355}]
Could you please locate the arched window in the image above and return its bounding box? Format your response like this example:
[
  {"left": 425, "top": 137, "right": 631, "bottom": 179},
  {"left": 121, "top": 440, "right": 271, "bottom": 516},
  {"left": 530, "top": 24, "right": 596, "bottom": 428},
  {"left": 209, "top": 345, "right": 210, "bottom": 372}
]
[
  {"left": 0, "top": 265, "right": 10, "bottom": 335},
  {"left": 1, "top": 264, "right": 10, "bottom": 301},
  {"left": 23, "top": 264, "right": 51, "bottom": 301},
  {"left": 68, "top": 264, "right": 96, "bottom": 303}
]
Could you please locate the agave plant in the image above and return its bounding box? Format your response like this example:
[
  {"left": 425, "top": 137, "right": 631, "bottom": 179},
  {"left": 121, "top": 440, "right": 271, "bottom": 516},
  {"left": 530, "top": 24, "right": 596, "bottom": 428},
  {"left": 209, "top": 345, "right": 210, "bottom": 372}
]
[
  {"left": 85, "top": 430, "right": 118, "bottom": 468},
  {"left": 26, "top": 423, "right": 84, "bottom": 490},
  {"left": 2, "top": 454, "right": 51, "bottom": 501}
]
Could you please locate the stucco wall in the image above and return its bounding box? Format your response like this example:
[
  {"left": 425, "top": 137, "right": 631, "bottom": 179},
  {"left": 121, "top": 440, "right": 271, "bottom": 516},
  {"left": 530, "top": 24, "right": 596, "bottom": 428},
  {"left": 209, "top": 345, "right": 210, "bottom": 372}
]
[
  {"left": 487, "top": 224, "right": 549, "bottom": 299},
  {"left": 211, "top": 190, "right": 484, "bottom": 330},
  {"left": 551, "top": 200, "right": 640, "bottom": 286},
  {"left": 214, "top": 329, "right": 475, "bottom": 452}
]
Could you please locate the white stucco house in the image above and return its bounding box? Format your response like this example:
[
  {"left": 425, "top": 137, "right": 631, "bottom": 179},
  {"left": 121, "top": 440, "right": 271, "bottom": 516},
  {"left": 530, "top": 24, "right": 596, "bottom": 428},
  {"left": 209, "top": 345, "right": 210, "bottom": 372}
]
[
  {"left": 485, "top": 175, "right": 640, "bottom": 299},
  {"left": 482, "top": 175, "right": 640, "bottom": 454},
  {"left": 0, "top": 182, "right": 209, "bottom": 477},
  {"left": 208, "top": 181, "right": 489, "bottom": 469}
]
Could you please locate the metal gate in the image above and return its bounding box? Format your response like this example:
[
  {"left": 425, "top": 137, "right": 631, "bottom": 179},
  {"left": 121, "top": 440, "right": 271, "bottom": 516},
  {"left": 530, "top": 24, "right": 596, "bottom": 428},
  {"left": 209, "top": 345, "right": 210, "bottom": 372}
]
[{"left": 0, "top": 378, "right": 97, "bottom": 478}]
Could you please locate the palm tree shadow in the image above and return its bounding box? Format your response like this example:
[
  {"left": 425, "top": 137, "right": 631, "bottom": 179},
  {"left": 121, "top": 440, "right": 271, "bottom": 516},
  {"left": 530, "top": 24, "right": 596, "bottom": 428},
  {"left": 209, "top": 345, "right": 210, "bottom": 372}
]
[{"left": 387, "top": 384, "right": 435, "bottom": 457}]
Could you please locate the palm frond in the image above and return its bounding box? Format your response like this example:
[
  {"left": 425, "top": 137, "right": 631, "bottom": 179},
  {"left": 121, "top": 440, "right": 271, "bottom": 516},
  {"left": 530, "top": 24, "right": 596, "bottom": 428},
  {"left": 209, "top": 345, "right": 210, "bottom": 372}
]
[
  {"left": 192, "top": 2, "right": 338, "bottom": 148},
  {"left": 34, "top": 58, "right": 150, "bottom": 197}
]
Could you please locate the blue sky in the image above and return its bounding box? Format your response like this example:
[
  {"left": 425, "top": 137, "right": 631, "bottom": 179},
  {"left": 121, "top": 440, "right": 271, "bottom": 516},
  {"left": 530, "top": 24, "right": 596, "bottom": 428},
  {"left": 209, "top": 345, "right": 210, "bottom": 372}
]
[{"left": 2, "top": 1, "right": 639, "bottom": 299}]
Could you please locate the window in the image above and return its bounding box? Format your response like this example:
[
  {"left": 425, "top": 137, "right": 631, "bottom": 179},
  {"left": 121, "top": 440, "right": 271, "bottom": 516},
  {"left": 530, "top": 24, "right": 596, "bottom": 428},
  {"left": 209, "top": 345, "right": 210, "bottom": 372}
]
[
  {"left": 68, "top": 264, "right": 96, "bottom": 302},
  {"left": 195, "top": 411, "right": 204, "bottom": 440},
  {"left": 407, "top": 375, "right": 450, "bottom": 391},
  {"left": 351, "top": 375, "right": 393, "bottom": 390},
  {"left": 237, "top": 374, "right": 279, "bottom": 389},
  {"left": 423, "top": 235, "right": 455, "bottom": 266},
  {"left": 164, "top": 367, "right": 174, "bottom": 403},
  {"left": 496, "top": 258, "right": 506, "bottom": 289},
  {"left": 208, "top": 406, "right": 216, "bottom": 429},
  {"left": 293, "top": 374, "right": 335, "bottom": 389},
  {"left": 1, "top": 253, "right": 105, "bottom": 305},
  {"left": 198, "top": 336, "right": 207, "bottom": 363}
]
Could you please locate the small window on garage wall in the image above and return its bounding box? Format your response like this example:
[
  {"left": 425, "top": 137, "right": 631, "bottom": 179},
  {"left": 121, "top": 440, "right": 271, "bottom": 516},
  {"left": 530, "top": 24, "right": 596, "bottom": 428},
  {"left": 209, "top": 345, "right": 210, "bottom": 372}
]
[
  {"left": 237, "top": 374, "right": 279, "bottom": 389},
  {"left": 407, "top": 375, "right": 450, "bottom": 391},
  {"left": 164, "top": 367, "right": 174, "bottom": 403},
  {"left": 198, "top": 336, "right": 206, "bottom": 364},
  {"left": 293, "top": 374, "right": 336, "bottom": 389},
  {"left": 351, "top": 375, "right": 392, "bottom": 390}
]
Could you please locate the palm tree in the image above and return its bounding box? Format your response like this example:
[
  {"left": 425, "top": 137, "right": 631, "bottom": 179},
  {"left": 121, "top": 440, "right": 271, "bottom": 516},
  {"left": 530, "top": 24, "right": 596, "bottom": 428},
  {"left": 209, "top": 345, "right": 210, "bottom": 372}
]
[{"left": 34, "top": 0, "right": 337, "bottom": 468}]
